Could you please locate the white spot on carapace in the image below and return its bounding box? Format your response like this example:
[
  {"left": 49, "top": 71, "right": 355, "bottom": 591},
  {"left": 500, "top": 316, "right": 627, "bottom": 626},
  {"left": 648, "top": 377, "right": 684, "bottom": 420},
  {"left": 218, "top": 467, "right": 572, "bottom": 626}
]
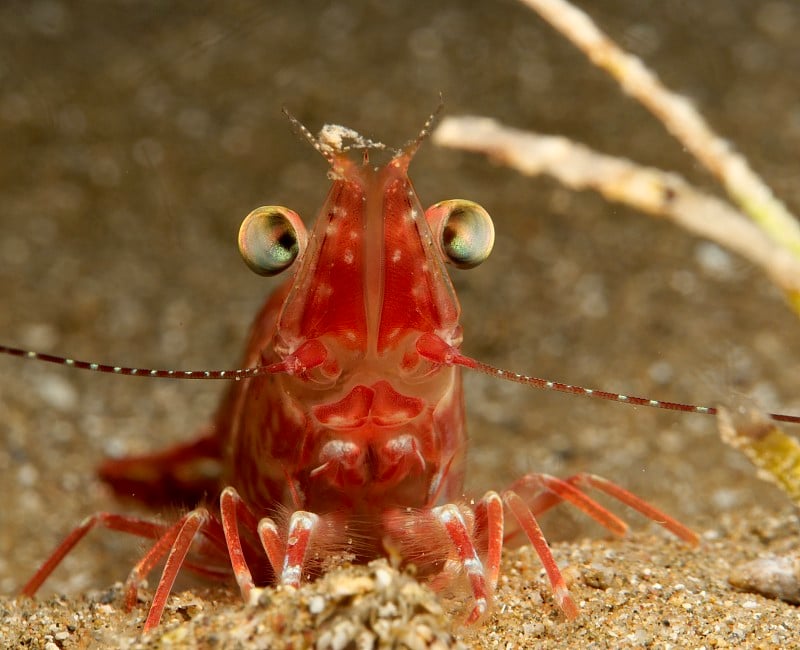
[
  {"left": 344, "top": 331, "right": 357, "bottom": 342},
  {"left": 344, "top": 248, "right": 354, "bottom": 264},
  {"left": 326, "top": 222, "right": 339, "bottom": 236},
  {"left": 392, "top": 249, "right": 402, "bottom": 263},
  {"left": 315, "top": 283, "right": 333, "bottom": 299},
  {"left": 331, "top": 205, "right": 346, "bottom": 218},
  {"left": 349, "top": 229, "right": 359, "bottom": 240}
]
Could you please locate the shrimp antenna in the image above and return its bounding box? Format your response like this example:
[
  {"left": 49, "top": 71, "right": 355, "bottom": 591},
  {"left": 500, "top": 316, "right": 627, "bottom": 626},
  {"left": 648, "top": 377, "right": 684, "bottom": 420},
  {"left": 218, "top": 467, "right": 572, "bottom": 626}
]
[
  {"left": 413, "top": 332, "right": 800, "bottom": 425},
  {"left": 464, "top": 355, "right": 800, "bottom": 424},
  {"left": 0, "top": 344, "right": 273, "bottom": 380}
]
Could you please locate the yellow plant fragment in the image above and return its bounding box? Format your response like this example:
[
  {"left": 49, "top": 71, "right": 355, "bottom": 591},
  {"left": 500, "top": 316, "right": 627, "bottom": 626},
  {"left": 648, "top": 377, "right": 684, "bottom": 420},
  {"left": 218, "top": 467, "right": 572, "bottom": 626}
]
[
  {"left": 718, "top": 406, "right": 800, "bottom": 504},
  {"left": 787, "top": 290, "right": 800, "bottom": 320}
]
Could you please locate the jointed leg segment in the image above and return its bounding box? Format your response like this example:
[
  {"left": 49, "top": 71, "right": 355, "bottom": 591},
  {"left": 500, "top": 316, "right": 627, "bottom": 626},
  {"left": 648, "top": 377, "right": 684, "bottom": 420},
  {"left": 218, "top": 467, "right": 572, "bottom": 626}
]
[
  {"left": 518, "top": 472, "right": 699, "bottom": 545},
  {"left": 23, "top": 473, "right": 696, "bottom": 630}
]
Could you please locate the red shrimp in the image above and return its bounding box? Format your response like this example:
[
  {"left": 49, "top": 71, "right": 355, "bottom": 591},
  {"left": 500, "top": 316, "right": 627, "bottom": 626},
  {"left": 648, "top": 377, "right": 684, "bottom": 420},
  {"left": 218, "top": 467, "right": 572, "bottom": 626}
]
[{"left": 3, "top": 112, "right": 798, "bottom": 632}]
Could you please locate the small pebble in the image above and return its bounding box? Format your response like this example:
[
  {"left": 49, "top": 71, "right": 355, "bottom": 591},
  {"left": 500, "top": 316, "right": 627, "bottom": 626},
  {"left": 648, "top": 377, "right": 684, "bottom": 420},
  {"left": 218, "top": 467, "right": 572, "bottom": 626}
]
[
  {"left": 729, "top": 555, "right": 800, "bottom": 604},
  {"left": 308, "top": 595, "right": 326, "bottom": 614}
]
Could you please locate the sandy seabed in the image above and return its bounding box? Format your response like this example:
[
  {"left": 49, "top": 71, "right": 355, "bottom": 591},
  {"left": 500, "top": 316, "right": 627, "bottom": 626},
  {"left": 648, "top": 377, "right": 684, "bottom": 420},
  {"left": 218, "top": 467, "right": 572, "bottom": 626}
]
[{"left": 3, "top": 508, "right": 800, "bottom": 649}]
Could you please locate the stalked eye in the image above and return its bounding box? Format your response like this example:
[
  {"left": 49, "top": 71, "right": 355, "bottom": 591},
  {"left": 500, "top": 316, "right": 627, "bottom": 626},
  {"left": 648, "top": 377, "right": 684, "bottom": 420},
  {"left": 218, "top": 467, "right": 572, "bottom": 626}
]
[
  {"left": 425, "top": 199, "right": 494, "bottom": 269},
  {"left": 238, "top": 206, "right": 308, "bottom": 276}
]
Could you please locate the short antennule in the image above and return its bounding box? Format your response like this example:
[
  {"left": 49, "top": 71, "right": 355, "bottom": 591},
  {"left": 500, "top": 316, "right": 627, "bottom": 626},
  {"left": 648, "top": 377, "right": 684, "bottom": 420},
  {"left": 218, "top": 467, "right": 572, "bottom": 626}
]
[
  {"left": 0, "top": 344, "right": 269, "bottom": 380},
  {"left": 283, "top": 101, "right": 445, "bottom": 172},
  {"left": 282, "top": 108, "right": 337, "bottom": 166},
  {"left": 402, "top": 98, "right": 445, "bottom": 160}
]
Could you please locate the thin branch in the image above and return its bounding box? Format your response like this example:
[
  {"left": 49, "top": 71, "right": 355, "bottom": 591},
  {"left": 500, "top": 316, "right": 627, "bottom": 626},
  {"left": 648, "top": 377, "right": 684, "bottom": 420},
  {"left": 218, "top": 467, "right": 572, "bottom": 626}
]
[
  {"left": 516, "top": 0, "right": 800, "bottom": 259},
  {"left": 434, "top": 116, "right": 800, "bottom": 296}
]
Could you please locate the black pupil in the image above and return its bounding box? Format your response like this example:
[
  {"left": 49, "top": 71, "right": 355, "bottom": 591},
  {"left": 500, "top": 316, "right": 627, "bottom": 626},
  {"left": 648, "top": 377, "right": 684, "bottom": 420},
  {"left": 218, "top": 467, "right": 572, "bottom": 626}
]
[{"left": 277, "top": 228, "right": 296, "bottom": 252}]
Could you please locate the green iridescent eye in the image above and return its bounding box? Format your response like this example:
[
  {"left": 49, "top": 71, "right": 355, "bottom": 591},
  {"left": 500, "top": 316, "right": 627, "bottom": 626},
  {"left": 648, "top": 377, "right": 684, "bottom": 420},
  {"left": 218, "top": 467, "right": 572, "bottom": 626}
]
[
  {"left": 238, "top": 206, "right": 308, "bottom": 276},
  {"left": 426, "top": 199, "right": 494, "bottom": 269}
]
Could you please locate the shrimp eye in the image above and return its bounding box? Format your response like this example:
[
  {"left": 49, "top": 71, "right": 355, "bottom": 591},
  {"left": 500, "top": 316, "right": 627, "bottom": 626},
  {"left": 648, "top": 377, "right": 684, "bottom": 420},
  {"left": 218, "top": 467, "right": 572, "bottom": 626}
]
[
  {"left": 425, "top": 199, "right": 494, "bottom": 269},
  {"left": 238, "top": 206, "right": 308, "bottom": 276}
]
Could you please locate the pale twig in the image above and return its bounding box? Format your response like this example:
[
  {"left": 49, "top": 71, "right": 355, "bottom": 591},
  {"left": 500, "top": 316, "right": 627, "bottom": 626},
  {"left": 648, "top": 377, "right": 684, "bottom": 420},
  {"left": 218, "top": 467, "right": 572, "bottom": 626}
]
[
  {"left": 433, "top": 117, "right": 800, "bottom": 297},
  {"left": 516, "top": 0, "right": 800, "bottom": 259}
]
